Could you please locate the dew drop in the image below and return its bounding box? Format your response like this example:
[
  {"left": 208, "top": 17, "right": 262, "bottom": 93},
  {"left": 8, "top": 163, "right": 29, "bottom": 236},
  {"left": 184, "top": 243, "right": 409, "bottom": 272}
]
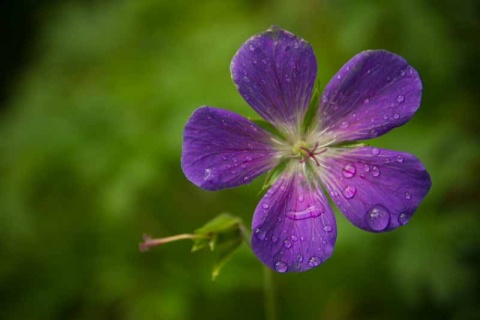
[
  {"left": 342, "top": 163, "right": 356, "bottom": 178},
  {"left": 405, "top": 192, "right": 411, "bottom": 200},
  {"left": 342, "top": 185, "right": 356, "bottom": 199},
  {"left": 243, "top": 176, "right": 249, "bottom": 182},
  {"left": 363, "top": 98, "right": 370, "bottom": 104},
  {"left": 383, "top": 115, "right": 388, "bottom": 120},
  {"left": 221, "top": 155, "right": 227, "bottom": 161},
  {"left": 393, "top": 113, "right": 400, "bottom": 119},
  {"left": 365, "top": 204, "right": 390, "bottom": 231},
  {"left": 249, "top": 44, "right": 255, "bottom": 51},
  {"left": 323, "top": 225, "right": 333, "bottom": 233},
  {"left": 300, "top": 236, "right": 305, "bottom": 242},
  {"left": 398, "top": 212, "right": 411, "bottom": 225},
  {"left": 263, "top": 203, "right": 269, "bottom": 209},
  {"left": 290, "top": 235, "right": 298, "bottom": 242},
  {"left": 400, "top": 69, "right": 406, "bottom": 77},
  {"left": 283, "top": 239, "right": 292, "bottom": 248},
  {"left": 371, "top": 148, "right": 380, "bottom": 155},
  {"left": 396, "top": 155, "right": 404, "bottom": 163},
  {"left": 396, "top": 95, "right": 405, "bottom": 103},
  {"left": 271, "top": 235, "right": 278, "bottom": 243},
  {"left": 255, "top": 228, "right": 266, "bottom": 241},
  {"left": 337, "top": 74, "right": 342, "bottom": 79},
  {"left": 203, "top": 168, "right": 212, "bottom": 181},
  {"left": 308, "top": 256, "right": 321, "bottom": 267},
  {"left": 363, "top": 164, "right": 370, "bottom": 172},
  {"left": 245, "top": 155, "right": 253, "bottom": 162},
  {"left": 244, "top": 76, "right": 250, "bottom": 83},
  {"left": 296, "top": 254, "right": 303, "bottom": 263},
  {"left": 298, "top": 194, "right": 304, "bottom": 202},
  {"left": 370, "top": 129, "right": 378, "bottom": 137},
  {"left": 340, "top": 121, "right": 349, "bottom": 129},
  {"left": 275, "top": 261, "right": 288, "bottom": 273},
  {"left": 371, "top": 166, "right": 380, "bottom": 177}
]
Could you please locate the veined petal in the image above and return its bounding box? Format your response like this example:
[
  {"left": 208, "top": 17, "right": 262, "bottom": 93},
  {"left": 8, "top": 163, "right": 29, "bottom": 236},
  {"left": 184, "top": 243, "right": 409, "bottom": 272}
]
[
  {"left": 231, "top": 26, "right": 317, "bottom": 133},
  {"left": 320, "top": 147, "right": 431, "bottom": 232},
  {"left": 317, "top": 50, "right": 422, "bottom": 142},
  {"left": 252, "top": 166, "right": 336, "bottom": 273},
  {"left": 181, "top": 107, "right": 279, "bottom": 191}
]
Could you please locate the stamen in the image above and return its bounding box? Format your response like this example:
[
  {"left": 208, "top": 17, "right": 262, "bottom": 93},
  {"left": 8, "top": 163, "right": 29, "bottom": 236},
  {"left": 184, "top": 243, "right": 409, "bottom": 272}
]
[{"left": 298, "top": 142, "right": 326, "bottom": 167}]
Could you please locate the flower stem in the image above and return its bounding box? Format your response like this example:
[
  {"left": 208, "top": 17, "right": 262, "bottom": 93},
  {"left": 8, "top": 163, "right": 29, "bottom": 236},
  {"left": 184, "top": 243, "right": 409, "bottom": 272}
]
[
  {"left": 139, "top": 233, "right": 209, "bottom": 252},
  {"left": 263, "top": 266, "right": 277, "bottom": 320}
]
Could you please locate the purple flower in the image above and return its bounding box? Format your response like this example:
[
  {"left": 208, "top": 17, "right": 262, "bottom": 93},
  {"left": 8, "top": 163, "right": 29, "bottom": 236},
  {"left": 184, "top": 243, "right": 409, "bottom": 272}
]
[{"left": 181, "top": 26, "right": 431, "bottom": 273}]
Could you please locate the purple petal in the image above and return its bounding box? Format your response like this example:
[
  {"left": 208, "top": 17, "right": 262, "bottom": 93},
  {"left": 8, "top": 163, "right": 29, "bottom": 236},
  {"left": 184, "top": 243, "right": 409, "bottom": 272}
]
[
  {"left": 321, "top": 147, "right": 431, "bottom": 232},
  {"left": 252, "top": 167, "right": 336, "bottom": 272},
  {"left": 181, "top": 107, "right": 279, "bottom": 191},
  {"left": 317, "top": 50, "right": 422, "bottom": 142},
  {"left": 231, "top": 26, "right": 317, "bottom": 130}
]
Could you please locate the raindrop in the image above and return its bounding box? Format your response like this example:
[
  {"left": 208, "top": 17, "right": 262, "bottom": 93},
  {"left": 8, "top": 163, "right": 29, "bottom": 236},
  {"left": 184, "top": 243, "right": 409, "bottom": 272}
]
[
  {"left": 308, "top": 256, "right": 321, "bottom": 267},
  {"left": 371, "top": 148, "right": 380, "bottom": 155},
  {"left": 396, "top": 155, "right": 404, "bottom": 163},
  {"left": 263, "top": 203, "right": 269, "bottom": 209},
  {"left": 245, "top": 155, "right": 253, "bottom": 162},
  {"left": 342, "top": 163, "right": 356, "bottom": 178},
  {"left": 370, "top": 129, "right": 378, "bottom": 137},
  {"left": 400, "top": 69, "right": 406, "bottom": 77},
  {"left": 275, "top": 261, "right": 288, "bottom": 273},
  {"left": 243, "top": 176, "right": 249, "bottom": 182},
  {"left": 398, "top": 212, "right": 411, "bottom": 225},
  {"left": 249, "top": 44, "right": 255, "bottom": 51},
  {"left": 383, "top": 115, "right": 388, "bottom": 120},
  {"left": 290, "top": 235, "right": 298, "bottom": 242},
  {"left": 300, "top": 236, "right": 305, "bottom": 242},
  {"left": 323, "top": 225, "right": 333, "bottom": 233},
  {"left": 393, "top": 113, "right": 400, "bottom": 119},
  {"left": 252, "top": 57, "right": 257, "bottom": 64},
  {"left": 342, "top": 185, "right": 357, "bottom": 199},
  {"left": 244, "top": 76, "right": 250, "bottom": 83},
  {"left": 337, "top": 74, "right": 342, "bottom": 79},
  {"left": 363, "top": 98, "right": 370, "bottom": 104},
  {"left": 255, "top": 228, "right": 266, "bottom": 241},
  {"left": 371, "top": 166, "right": 380, "bottom": 177},
  {"left": 206, "top": 145, "right": 211, "bottom": 150},
  {"left": 221, "top": 155, "right": 228, "bottom": 161},
  {"left": 340, "top": 121, "right": 349, "bottom": 129},
  {"left": 203, "top": 168, "right": 212, "bottom": 181},
  {"left": 365, "top": 204, "right": 390, "bottom": 231},
  {"left": 396, "top": 95, "right": 405, "bottom": 103},
  {"left": 286, "top": 206, "right": 320, "bottom": 220},
  {"left": 284, "top": 239, "right": 292, "bottom": 248},
  {"left": 297, "top": 254, "right": 303, "bottom": 263},
  {"left": 271, "top": 235, "right": 278, "bottom": 243},
  {"left": 405, "top": 192, "right": 411, "bottom": 200},
  {"left": 363, "top": 164, "right": 370, "bottom": 172},
  {"left": 298, "top": 194, "right": 304, "bottom": 202}
]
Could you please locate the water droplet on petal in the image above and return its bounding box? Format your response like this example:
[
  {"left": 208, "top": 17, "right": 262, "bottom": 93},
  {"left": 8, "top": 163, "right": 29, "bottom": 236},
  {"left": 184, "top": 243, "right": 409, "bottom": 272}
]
[
  {"left": 249, "top": 44, "right": 255, "bottom": 51},
  {"left": 244, "top": 76, "right": 250, "bottom": 83},
  {"left": 284, "top": 239, "right": 292, "bottom": 248},
  {"left": 396, "top": 95, "right": 405, "bottom": 103},
  {"left": 342, "top": 163, "right": 356, "bottom": 178},
  {"left": 337, "top": 74, "right": 342, "bottom": 79},
  {"left": 300, "top": 236, "right": 305, "bottom": 242},
  {"left": 323, "top": 225, "right": 333, "bottom": 233},
  {"left": 308, "top": 256, "right": 321, "bottom": 267},
  {"left": 245, "top": 155, "right": 253, "bottom": 162},
  {"left": 298, "top": 194, "right": 304, "bottom": 202},
  {"left": 405, "top": 192, "right": 411, "bottom": 200},
  {"left": 243, "top": 176, "right": 249, "bottom": 182},
  {"left": 255, "top": 228, "right": 266, "bottom": 241},
  {"left": 275, "top": 261, "right": 288, "bottom": 273},
  {"left": 365, "top": 204, "right": 390, "bottom": 231},
  {"left": 383, "top": 115, "right": 388, "bottom": 120},
  {"left": 271, "top": 235, "right": 278, "bottom": 243},
  {"left": 203, "top": 168, "right": 212, "bottom": 181},
  {"left": 263, "top": 203, "right": 269, "bottom": 209},
  {"left": 371, "top": 166, "right": 380, "bottom": 177},
  {"left": 342, "top": 185, "right": 356, "bottom": 199},
  {"left": 398, "top": 212, "right": 411, "bottom": 225},
  {"left": 370, "top": 129, "right": 378, "bottom": 137},
  {"left": 371, "top": 148, "right": 380, "bottom": 155},
  {"left": 396, "top": 155, "right": 404, "bottom": 163},
  {"left": 393, "top": 113, "right": 400, "bottom": 120},
  {"left": 400, "top": 69, "right": 406, "bottom": 77},
  {"left": 221, "top": 155, "right": 228, "bottom": 161},
  {"left": 340, "top": 121, "right": 349, "bottom": 128},
  {"left": 290, "top": 235, "right": 298, "bottom": 242},
  {"left": 363, "top": 164, "right": 370, "bottom": 172},
  {"left": 296, "top": 254, "right": 303, "bottom": 263}
]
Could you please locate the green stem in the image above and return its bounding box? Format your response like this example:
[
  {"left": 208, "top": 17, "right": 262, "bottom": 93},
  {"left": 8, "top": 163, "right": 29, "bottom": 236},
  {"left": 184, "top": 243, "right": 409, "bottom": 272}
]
[
  {"left": 139, "top": 233, "right": 209, "bottom": 252},
  {"left": 263, "top": 266, "right": 277, "bottom": 320}
]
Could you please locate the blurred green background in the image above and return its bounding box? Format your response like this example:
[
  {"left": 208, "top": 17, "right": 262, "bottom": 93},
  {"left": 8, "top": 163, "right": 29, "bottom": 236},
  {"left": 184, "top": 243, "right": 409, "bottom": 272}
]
[{"left": 1, "top": 0, "right": 479, "bottom": 319}]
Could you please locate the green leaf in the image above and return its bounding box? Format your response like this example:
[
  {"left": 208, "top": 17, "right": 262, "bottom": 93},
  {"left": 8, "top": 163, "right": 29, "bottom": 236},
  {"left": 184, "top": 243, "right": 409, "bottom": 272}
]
[
  {"left": 191, "top": 213, "right": 247, "bottom": 280},
  {"left": 260, "top": 160, "right": 287, "bottom": 193},
  {"left": 302, "top": 78, "right": 321, "bottom": 133},
  {"left": 250, "top": 119, "right": 286, "bottom": 140}
]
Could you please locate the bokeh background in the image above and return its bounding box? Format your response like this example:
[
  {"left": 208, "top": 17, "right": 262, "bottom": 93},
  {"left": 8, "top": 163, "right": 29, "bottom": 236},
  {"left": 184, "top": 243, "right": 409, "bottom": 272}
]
[{"left": 1, "top": 0, "right": 479, "bottom": 319}]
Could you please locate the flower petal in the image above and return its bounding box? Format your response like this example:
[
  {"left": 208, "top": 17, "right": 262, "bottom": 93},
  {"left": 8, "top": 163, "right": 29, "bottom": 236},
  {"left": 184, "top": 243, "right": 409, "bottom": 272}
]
[
  {"left": 251, "top": 167, "right": 336, "bottom": 272},
  {"left": 231, "top": 26, "right": 317, "bottom": 131},
  {"left": 320, "top": 147, "right": 431, "bottom": 232},
  {"left": 317, "top": 50, "right": 422, "bottom": 142},
  {"left": 181, "top": 107, "right": 279, "bottom": 191}
]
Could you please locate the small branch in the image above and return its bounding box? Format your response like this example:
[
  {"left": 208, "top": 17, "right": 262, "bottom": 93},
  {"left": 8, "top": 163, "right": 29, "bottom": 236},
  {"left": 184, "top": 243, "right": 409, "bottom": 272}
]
[{"left": 139, "top": 233, "right": 210, "bottom": 252}]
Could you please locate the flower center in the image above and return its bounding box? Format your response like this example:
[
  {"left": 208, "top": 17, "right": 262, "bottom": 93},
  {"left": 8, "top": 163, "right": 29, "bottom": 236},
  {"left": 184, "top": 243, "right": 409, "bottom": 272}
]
[{"left": 291, "top": 140, "right": 326, "bottom": 166}]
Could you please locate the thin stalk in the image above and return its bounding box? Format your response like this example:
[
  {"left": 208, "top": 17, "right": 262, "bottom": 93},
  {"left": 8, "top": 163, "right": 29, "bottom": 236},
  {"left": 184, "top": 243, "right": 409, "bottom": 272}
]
[{"left": 263, "top": 265, "right": 277, "bottom": 320}]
